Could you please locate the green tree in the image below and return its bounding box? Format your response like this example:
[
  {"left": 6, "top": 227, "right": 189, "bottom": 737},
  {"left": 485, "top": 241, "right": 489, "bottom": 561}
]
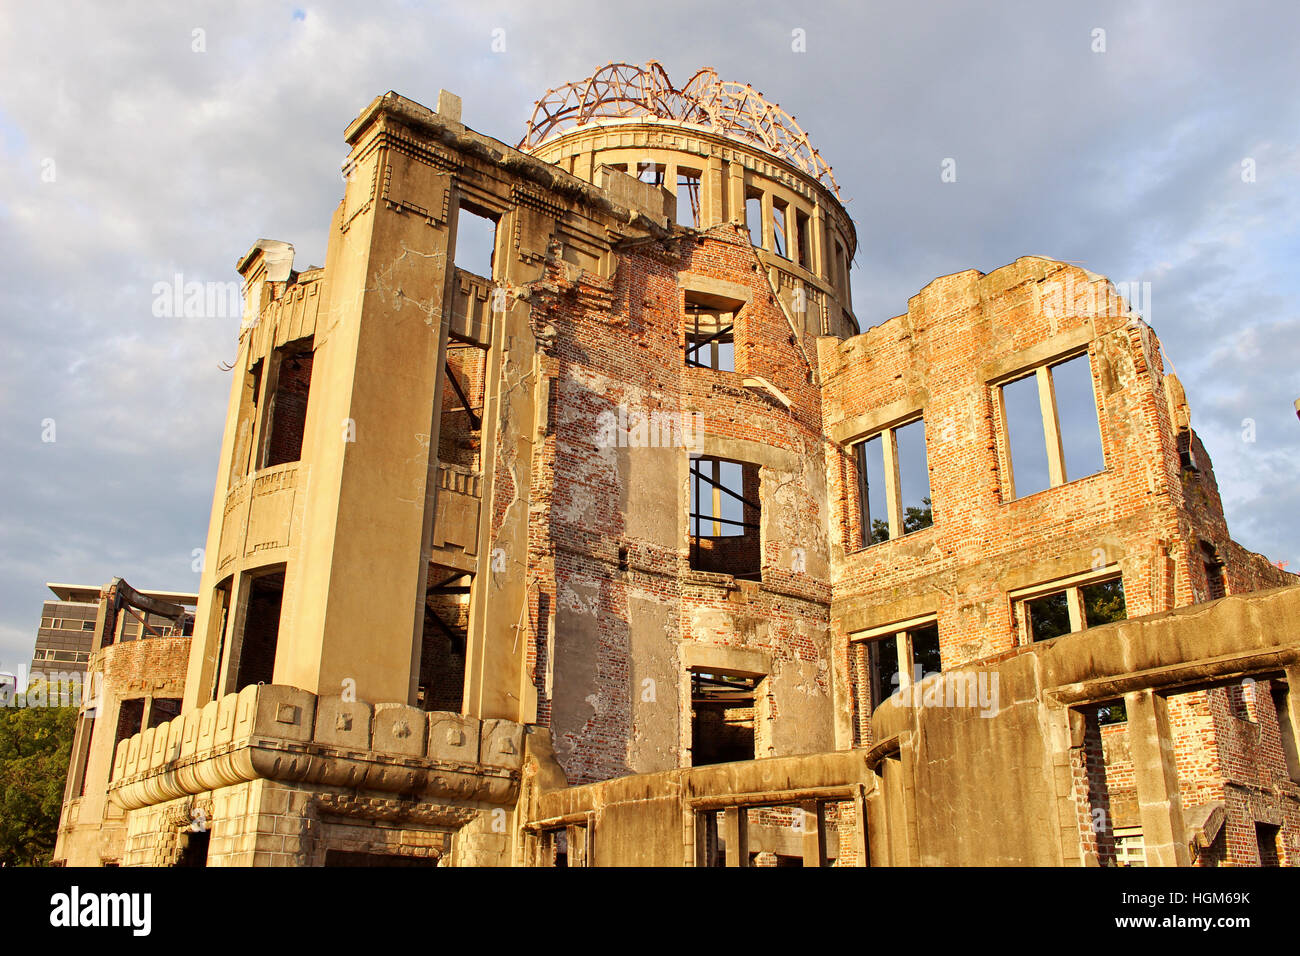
[
  {"left": 0, "top": 687, "right": 77, "bottom": 866},
  {"left": 871, "top": 497, "right": 933, "bottom": 543}
]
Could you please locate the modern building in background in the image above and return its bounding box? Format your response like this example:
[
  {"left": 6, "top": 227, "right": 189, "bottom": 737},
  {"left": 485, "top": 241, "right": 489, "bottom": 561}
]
[
  {"left": 55, "top": 63, "right": 1300, "bottom": 867},
  {"left": 50, "top": 581, "right": 194, "bottom": 865},
  {"left": 29, "top": 583, "right": 194, "bottom": 680}
]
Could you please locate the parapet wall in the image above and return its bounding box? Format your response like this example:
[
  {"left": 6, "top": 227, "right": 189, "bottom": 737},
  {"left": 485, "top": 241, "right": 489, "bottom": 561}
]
[{"left": 109, "top": 684, "right": 526, "bottom": 812}]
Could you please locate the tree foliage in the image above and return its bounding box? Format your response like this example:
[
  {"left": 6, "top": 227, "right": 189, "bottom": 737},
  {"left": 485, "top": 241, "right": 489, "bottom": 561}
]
[{"left": 0, "top": 688, "right": 77, "bottom": 866}]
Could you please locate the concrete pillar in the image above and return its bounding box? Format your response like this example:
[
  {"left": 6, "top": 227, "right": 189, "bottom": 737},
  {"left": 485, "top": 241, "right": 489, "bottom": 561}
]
[
  {"left": 704, "top": 156, "right": 725, "bottom": 227},
  {"left": 852, "top": 785, "right": 870, "bottom": 866},
  {"left": 811, "top": 202, "right": 827, "bottom": 281},
  {"left": 799, "top": 800, "right": 826, "bottom": 867},
  {"left": 1037, "top": 365, "right": 1066, "bottom": 487},
  {"left": 723, "top": 806, "right": 748, "bottom": 867},
  {"left": 727, "top": 160, "right": 745, "bottom": 226},
  {"left": 1280, "top": 666, "right": 1300, "bottom": 782},
  {"left": 275, "top": 117, "right": 459, "bottom": 705},
  {"left": 1125, "top": 689, "right": 1190, "bottom": 866},
  {"left": 215, "top": 572, "right": 251, "bottom": 698}
]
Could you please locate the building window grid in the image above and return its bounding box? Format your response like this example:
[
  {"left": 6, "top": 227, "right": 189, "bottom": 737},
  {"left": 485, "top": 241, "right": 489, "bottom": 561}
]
[
  {"left": 853, "top": 418, "right": 933, "bottom": 548},
  {"left": 996, "top": 350, "right": 1105, "bottom": 500},
  {"left": 1011, "top": 569, "right": 1127, "bottom": 645},
  {"left": 850, "top": 617, "right": 942, "bottom": 725}
]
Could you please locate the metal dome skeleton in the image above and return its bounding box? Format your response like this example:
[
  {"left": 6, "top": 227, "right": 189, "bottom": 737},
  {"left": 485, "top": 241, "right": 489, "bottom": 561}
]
[{"left": 519, "top": 61, "right": 841, "bottom": 198}]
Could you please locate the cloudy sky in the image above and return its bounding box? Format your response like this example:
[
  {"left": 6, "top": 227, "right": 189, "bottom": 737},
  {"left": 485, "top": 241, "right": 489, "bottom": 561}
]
[{"left": 2, "top": 0, "right": 1298, "bottom": 671}]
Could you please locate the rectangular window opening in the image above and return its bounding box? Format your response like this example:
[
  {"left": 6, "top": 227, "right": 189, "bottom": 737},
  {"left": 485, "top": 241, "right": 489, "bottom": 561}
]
[
  {"left": 1201, "top": 542, "right": 1226, "bottom": 601},
  {"left": 72, "top": 715, "right": 96, "bottom": 798},
  {"left": 795, "top": 210, "right": 811, "bottom": 267},
  {"left": 677, "top": 169, "right": 701, "bottom": 228},
  {"left": 114, "top": 698, "right": 145, "bottom": 752},
  {"left": 684, "top": 297, "right": 738, "bottom": 371},
  {"left": 1081, "top": 577, "right": 1126, "bottom": 627},
  {"left": 231, "top": 360, "right": 263, "bottom": 481},
  {"left": 1016, "top": 572, "right": 1126, "bottom": 644},
  {"left": 439, "top": 345, "right": 487, "bottom": 470},
  {"left": 854, "top": 418, "right": 933, "bottom": 546},
  {"left": 894, "top": 420, "right": 933, "bottom": 534},
  {"left": 453, "top": 204, "right": 499, "bottom": 280},
  {"left": 852, "top": 618, "right": 941, "bottom": 723},
  {"left": 690, "top": 670, "right": 758, "bottom": 766},
  {"left": 1003, "top": 372, "right": 1051, "bottom": 498},
  {"left": 1113, "top": 827, "right": 1146, "bottom": 867},
  {"left": 147, "top": 697, "right": 182, "bottom": 729},
  {"left": 209, "top": 579, "right": 232, "bottom": 702},
  {"left": 1051, "top": 354, "right": 1105, "bottom": 481},
  {"left": 261, "top": 338, "right": 314, "bottom": 468},
  {"left": 772, "top": 200, "right": 788, "bottom": 259},
  {"left": 1256, "top": 823, "right": 1281, "bottom": 867},
  {"left": 689, "top": 457, "right": 760, "bottom": 579},
  {"left": 1025, "top": 591, "right": 1072, "bottom": 642},
  {"left": 233, "top": 570, "right": 284, "bottom": 691},
  {"left": 637, "top": 161, "right": 665, "bottom": 186},
  {"left": 745, "top": 191, "right": 763, "bottom": 248},
  {"left": 418, "top": 564, "right": 469, "bottom": 713},
  {"left": 175, "top": 829, "right": 211, "bottom": 868},
  {"left": 1000, "top": 353, "right": 1105, "bottom": 499}
]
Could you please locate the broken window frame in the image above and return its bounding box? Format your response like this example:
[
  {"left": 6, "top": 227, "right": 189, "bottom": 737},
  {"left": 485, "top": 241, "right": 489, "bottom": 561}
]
[
  {"left": 637, "top": 161, "right": 666, "bottom": 187},
  {"left": 996, "top": 349, "right": 1106, "bottom": 500},
  {"left": 1010, "top": 568, "right": 1127, "bottom": 645},
  {"left": 256, "top": 337, "right": 315, "bottom": 470},
  {"left": 227, "top": 566, "right": 285, "bottom": 693},
  {"left": 771, "top": 198, "right": 789, "bottom": 259},
  {"left": 689, "top": 668, "right": 760, "bottom": 767},
  {"left": 676, "top": 167, "right": 702, "bottom": 228},
  {"left": 689, "top": 459, "right": 757, "bottom": 532},
  {"left": 745, "top": 189, "right": 763, "bottom": 248},
  {"left": 452, "top": 201, "right": 500, "bottom": 281},
  {"left": 1200, "top": 541, "right": 1227, "bottom": 602},
  {"left": 688, "top": 456, "right": 762, "bottom": 580},
  {"left": 684, "top": 302, "right": 736, "bottom": 371},
  {"left": 850, "top": 615, "right": 941, "bottom": 717},
  {"left": 852, "top": 417, "right": 933, "bottom": 548},
  {"left": 794, "top": 209, "right": 811, "bottom": 269}
]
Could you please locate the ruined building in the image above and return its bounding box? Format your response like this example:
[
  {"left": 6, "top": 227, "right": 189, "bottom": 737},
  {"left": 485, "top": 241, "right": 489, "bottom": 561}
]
[{"left": 56, "top": 63, "right": 1300, "bottom": 867}]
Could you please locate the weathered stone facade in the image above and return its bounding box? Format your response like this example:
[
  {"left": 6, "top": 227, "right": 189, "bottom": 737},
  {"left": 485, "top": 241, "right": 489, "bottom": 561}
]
[{"left": 55, "top": 65, "right": 1299, "bottom": 867}]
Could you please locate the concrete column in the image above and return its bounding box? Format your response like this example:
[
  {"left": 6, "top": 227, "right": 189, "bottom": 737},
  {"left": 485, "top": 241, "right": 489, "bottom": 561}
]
[
  {"left": 882, "top": 427, "right": 902, "bottom": 538},
  {"left": 1280, "top": 666, "right": 1300, "bottom": 782},
  {"left": 276, "top": 121, "right": 459, "bottom": 705},
  {"left": 1037, "top": 365, "right": 1066, "bottom": 486},
  {"left": 811, "top": 202, "right": 827, "bottom": 280},
  {"left": 853, "top": 785, "right": 870, "bottom": 867},
  {"left": 705, "top": 156, "right": 725, "bottom": 227},
  {"left": 1066, "top": 588, "right": 1085, "bottom": 633},
  {"left": 1125, "top": 689, "right": 1190, "bottom": 866},
  {"left": 572, "top": 150, "right": 593, "bottom": 183},
  {"left": 727, "top": 160, "right": 745, "bottom": 226},
  {"left": 799, "top": 800, "right": 826, "bottom": 867},
  {"left": 215, "top": 572, "right": 251, "bottom": 698},
  {"left": 723, "top": 806, "right": 749, "bottom": 867}
]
